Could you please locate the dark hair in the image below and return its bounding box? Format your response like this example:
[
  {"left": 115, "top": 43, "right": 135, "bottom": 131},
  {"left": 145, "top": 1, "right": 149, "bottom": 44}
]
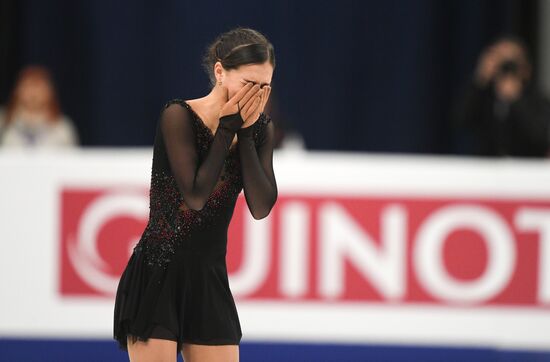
[
  {"left": 490, "top": 34, "right": 532, "bottom": 66},
  {"left": 5, "top": 65, "right": 61, "bottom": 124},
  {"left": 202, "top": 27, "right": 276, "bottom": 86}
]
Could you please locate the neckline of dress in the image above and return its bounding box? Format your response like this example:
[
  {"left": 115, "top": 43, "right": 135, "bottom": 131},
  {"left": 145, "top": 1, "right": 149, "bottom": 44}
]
[{"left": 181, "top": 100, "right": 239, "bottom": 152}]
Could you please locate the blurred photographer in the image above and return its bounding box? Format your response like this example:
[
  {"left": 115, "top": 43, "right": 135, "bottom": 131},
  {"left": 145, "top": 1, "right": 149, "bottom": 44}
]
[{"left": 452, "top": 36, "right": 550, "bottom": 157}]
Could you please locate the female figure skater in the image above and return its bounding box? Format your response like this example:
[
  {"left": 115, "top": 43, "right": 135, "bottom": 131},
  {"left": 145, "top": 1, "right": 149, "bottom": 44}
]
[{"left": 113, "top": 27, "right": 277, "bottom": 361}]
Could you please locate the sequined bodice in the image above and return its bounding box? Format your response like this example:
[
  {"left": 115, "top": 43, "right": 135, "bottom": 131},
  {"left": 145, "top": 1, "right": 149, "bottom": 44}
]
[{"left": 134, "top": 99, "right": 269, "bottom": 269}]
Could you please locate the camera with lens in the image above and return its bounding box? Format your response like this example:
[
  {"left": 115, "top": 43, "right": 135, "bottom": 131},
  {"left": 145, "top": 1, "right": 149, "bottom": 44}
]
[{"left": 497, "top": 59, "right": 520, "bottom": 77}]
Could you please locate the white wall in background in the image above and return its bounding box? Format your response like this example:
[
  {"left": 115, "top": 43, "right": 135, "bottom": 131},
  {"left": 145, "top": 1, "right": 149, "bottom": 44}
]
[{"left": 0, "top": 149, "right": 549, "bottom": 351}]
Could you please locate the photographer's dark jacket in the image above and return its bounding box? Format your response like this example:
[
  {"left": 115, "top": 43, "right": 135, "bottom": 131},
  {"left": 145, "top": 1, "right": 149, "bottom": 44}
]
[{"left": 452, "top": 80, "right": 550, "bottom": 157}]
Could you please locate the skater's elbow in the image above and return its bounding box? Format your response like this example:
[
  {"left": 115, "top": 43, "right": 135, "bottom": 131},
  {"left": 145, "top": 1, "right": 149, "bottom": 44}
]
[
  {"left": 250, "top": 194, "right": 277, "bottom": 220},
  {"left": 180, "top": 193, "right": 207, "bottom": 211},
  {"left": 187, "top": 198, "right": 207, "bottom": 211}
]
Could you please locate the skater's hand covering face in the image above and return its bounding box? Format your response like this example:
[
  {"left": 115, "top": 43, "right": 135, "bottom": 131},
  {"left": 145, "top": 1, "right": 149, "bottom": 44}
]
[{"left": 216, "top": 61, "right": 273, "bottom": 125}]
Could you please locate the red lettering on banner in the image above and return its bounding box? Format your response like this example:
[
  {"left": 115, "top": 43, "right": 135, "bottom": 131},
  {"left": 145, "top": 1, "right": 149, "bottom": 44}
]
[
  {"left": 60, "top": 189, "right": 148, "bottom": 295},
  {"left": 227, "top": 195, "right": 550, "bottom": 307},
  {"left": 58, "top": 188, "right": 550, "bottom": 307}
]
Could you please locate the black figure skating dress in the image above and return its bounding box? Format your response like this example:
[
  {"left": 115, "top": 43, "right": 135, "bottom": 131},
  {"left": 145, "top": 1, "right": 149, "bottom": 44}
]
[{"left": 113, "top": 98, "right": 277, "bottom": 352}]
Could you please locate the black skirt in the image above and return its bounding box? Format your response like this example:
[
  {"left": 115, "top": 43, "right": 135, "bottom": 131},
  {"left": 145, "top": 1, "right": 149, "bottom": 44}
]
[{"left": 113, "top": 228, "right": 242, "bottom": 352}]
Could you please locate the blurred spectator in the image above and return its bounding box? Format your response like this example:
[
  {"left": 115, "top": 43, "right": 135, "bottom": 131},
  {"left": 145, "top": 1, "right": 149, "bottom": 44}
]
[
  {"left": 0, "top": 65, "right": 79, "bottom": 148},
  {"left": 451, "top": 36, "right": 550, "bottom": 157}
]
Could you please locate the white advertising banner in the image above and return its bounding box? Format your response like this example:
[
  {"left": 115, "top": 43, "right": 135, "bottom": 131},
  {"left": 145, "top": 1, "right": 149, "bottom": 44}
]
[{"left": 0, "top": 149, "right": 549, "bottom": 351}]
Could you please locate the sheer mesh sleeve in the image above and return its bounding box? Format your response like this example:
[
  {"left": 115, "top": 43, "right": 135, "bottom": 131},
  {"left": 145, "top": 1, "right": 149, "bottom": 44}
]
[
  {"left": 236, "top": 115, "right": 278, "bottom": 219},
  {"left": 160, "top": 103, "right": 243, "bottom": 211}
]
